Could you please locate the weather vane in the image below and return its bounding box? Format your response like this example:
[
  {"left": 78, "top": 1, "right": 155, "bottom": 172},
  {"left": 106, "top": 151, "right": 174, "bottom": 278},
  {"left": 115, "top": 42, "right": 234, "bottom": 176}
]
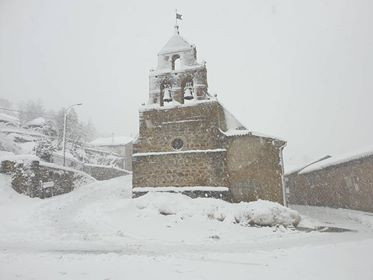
[{"left": 175, "top": 9, "right": 182, "bottom": 34}]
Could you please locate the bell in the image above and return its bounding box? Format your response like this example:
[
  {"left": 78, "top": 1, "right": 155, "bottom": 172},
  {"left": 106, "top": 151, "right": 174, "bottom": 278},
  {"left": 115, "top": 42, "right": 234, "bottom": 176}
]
[
  {"left": 184, "top": 87, "right": 194, "bottom": 100},
  {"left": 163, "top": 88, "right": 172, "bottom": 102}
]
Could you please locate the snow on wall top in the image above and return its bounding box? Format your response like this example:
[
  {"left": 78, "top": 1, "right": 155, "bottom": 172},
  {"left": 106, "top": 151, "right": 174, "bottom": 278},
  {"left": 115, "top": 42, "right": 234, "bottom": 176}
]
[
  {"left": 89, "top": 136, "right": 133, "bottom": 147},
  {"left": 0, "top": 127, "right": 45, "bottom": 138},
  {"left": 0, "top": 113, "right": 19, "bottom": 125},
  {"left": 140, "top": 98, "right": 216, "bottom": 112},
  {"left": 0, "top": 154, "right": 39, "bottom": 162},
  {"left": 158, "top": 34, "right": 193, "bottom": 55},
  {"left": 24, "top": 117, "right": 46, "bottom": 127},
  {"left": 222, "top": 129, "right": 285, "bottom": 142},
  {"left": 40, "top": 161, "right": 96, "bottom": 181},
  {"left": 299, "top": 144, "right": 373, "bottom": 174},
  {"left": 132, "top": 186, "right": 229, "bottom": 192},
  {"left": 140, "top": 99, "right": 285, "bottom": 142}
]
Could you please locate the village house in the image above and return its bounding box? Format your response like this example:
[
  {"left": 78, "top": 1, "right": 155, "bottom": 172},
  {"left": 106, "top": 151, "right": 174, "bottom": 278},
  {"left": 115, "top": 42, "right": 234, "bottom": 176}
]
[
  {"left": 286, "top": 145, "right": 373, "bottom": 212},
  {"left": 89, "top": 136, "right": 133, "bottom": 171},
  {"left": 132, "top": 24, "right": 286, "bottom": 204}
]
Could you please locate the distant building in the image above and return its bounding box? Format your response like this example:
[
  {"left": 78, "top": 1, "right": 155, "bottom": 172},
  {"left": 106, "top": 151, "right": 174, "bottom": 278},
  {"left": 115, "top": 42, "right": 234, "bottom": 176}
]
[
  {"left": 89, "top": 136, "right": 133, "bottom": 171},
  {"left": 132, "top": 23, "right": 286, "bottom": 203},
  {"left": 286, "top": 145, "right": 373, "bottom": 212},
  {"left": 23, "top": 117, "right": 47, "bottom": 129},
  {"left": 23, "top": 117, "right": 57, "bottom": 136}
]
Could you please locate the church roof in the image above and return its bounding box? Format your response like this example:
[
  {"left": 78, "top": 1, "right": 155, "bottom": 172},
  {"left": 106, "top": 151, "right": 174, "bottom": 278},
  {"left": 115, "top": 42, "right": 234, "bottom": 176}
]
[
  {"left": 159, "top": 33, "right": 193, "bottom": 55},
  {"left": 90, "top": 136, "right": 133, "bottom": 147}
]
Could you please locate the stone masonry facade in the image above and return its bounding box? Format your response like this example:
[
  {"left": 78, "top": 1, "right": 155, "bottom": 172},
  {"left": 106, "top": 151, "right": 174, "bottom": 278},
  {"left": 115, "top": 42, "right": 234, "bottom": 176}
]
[
  {"left": 133, "top": 102, "right": 228, "bottom": 189},
  {"left": 286, "top": 155, "right": 373, "bottom": 212},
  {"left": 133, "top": 101, "right": 285, "bottom": 204}
]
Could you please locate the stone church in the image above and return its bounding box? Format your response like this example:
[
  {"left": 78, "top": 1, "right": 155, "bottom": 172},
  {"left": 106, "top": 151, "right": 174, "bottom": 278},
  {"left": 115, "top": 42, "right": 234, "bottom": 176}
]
[{"left": 132, "top": 24, "right": 286, "bottom": 204}]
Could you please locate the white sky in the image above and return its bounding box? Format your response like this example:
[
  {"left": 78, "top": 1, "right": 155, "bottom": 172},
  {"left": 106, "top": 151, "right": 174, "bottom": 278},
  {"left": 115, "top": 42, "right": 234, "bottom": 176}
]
[{"left": 1, "top": 0, "right": 372, "bottom": 170}]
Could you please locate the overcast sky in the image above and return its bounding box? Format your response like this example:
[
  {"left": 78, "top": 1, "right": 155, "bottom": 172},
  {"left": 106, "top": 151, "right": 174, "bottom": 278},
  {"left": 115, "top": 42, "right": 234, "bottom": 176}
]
[{"left": 1, "top": 0, "right": 372, "bottom": 170}]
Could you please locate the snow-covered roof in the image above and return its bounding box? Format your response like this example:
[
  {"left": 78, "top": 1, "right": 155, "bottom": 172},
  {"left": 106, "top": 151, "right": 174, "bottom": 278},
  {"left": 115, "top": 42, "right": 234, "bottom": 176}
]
[
  {"left": 1, "top": 127, "right": 45, "bottom": 138},
  {"left": 299, "top": 144, "right": 373, "bottom": 174},
  {"left": 0, "top": 113, "right": 19, "bottom": 125},
  {"left": 159, "top": 34, "right": 193, "bottom": 55},
  {"left": 223, "top": 107, "right": 245, "bottom": 130},
  {"left": 222, "top": 129, "right": 285, "bottom": 142},
  {"left": 24, "top": 117, "right": 46, "bottom": 127},
  {"left": 89, "top": 136, "right": 133, "bottom": 147},
  {"left": 222, "top": 105, "right": 285, "bottom": 142}
]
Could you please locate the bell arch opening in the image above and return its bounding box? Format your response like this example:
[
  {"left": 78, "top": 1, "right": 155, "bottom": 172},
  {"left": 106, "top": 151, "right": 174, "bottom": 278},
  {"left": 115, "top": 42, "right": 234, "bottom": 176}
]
[
  {"left": 181, "top": 77, "right": 194, "bottom": 101},
  {"left": 172, "top": 54, "right": 181, "bottom": 71},
  {"left": 160, "top": 81, "right": 172, "bottom": 106}
]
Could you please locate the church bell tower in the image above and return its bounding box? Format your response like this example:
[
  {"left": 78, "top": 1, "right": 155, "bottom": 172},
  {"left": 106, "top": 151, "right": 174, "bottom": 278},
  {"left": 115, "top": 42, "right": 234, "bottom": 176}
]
[{"left": 148, "top": 24, "right": 209, "bottom": 106}]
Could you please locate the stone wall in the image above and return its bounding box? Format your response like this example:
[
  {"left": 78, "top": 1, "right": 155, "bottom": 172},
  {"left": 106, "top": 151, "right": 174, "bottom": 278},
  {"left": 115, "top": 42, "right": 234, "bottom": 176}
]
[
  {"left": 123, "top": 142, "right": 133, "bottom": 171},
  {"left": 286, "top": 156, "right": 373, "bottom": 212},
  {"left": 224, "top": 135, "right": 285, "bottom": 204},
  {"left": 133, "top": 150, "right": 228, "bottom": 187},
  {"left": 0, "top": 159, "right": 94, "bottom": 199},
  {"left": 135, "top": 101, "right": 226, "bottom": 153},
  {"left": 83, "top": 164, "right": 130, "bottom": 181},
  {"left": 133, "top": 101, "right": 227, "bottom": 190}
]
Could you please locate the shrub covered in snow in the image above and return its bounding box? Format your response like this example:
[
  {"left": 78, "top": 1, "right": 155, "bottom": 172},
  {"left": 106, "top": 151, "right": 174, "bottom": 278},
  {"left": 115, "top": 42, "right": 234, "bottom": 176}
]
[
  {"left": 134, "top": 192, "right": 301, "bottom": 227},
  {"left": 0, "top": 134, "right": 21, "bottom": 154},
  {"left": 34, "top": 138, "right": 56, "bottom": 162}
]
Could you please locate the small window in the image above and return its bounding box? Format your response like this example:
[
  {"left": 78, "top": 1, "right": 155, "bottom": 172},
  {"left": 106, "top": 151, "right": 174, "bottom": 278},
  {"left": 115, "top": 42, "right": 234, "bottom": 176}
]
[{"left": 171, "top": 138, "right": 184, "bottom": 150}]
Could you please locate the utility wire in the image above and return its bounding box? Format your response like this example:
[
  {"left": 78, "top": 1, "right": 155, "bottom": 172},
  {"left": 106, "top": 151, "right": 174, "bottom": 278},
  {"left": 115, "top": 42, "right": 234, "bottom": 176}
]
[{"left": 0, "top": 107, "right": 59, "bottom": 119}]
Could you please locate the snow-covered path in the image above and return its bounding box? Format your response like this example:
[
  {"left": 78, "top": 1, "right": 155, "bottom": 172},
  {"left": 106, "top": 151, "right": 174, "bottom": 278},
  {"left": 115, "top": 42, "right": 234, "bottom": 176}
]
[{"left": 0, "top": 174, "right": 372, "bottom": 280}]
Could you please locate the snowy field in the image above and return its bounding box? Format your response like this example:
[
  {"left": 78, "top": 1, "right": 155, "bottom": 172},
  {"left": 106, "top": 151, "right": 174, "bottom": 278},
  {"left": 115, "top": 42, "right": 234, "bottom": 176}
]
[{"left": 0, "top": 175, "right": 372, "bottom": 280}]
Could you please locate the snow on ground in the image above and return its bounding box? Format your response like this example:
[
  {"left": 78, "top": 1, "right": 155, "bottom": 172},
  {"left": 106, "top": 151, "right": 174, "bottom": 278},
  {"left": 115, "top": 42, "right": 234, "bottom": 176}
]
[
  {"left": 292, "top": 204, "right": 373, "bottom": 232},
  {"left": 0, "top": 175, "right": 373, "bottom": 280}
]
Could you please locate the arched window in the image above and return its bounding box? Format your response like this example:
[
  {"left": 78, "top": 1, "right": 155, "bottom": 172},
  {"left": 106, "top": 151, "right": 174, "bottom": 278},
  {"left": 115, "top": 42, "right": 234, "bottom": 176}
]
[{"left": 172, "top": 54, "right": 181, "bottom": 71}]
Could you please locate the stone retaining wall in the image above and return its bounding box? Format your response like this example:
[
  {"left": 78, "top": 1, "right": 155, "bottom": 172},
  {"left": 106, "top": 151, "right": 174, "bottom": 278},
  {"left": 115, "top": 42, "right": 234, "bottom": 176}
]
[
  {"left": 83, "top": 164, "right": 130, "bottom": 181},
  {"left": 0, "top": 159, "right": 94, "bottom": 199}
]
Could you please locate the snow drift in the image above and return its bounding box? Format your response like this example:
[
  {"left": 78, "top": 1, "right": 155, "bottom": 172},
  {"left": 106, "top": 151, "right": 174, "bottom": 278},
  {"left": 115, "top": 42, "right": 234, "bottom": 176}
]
[
  {"left": 0, "top": 174, "right": 301, "bottom": 252},
  {"left": 135, "top": 192, "right": 301, "bottom": 227}
]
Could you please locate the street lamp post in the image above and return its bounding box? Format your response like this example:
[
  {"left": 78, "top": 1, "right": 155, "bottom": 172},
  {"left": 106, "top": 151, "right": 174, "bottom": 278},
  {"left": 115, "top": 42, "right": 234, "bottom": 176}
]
[{"left": 62, "top": 103, "right": 82, "bottom": 166}]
